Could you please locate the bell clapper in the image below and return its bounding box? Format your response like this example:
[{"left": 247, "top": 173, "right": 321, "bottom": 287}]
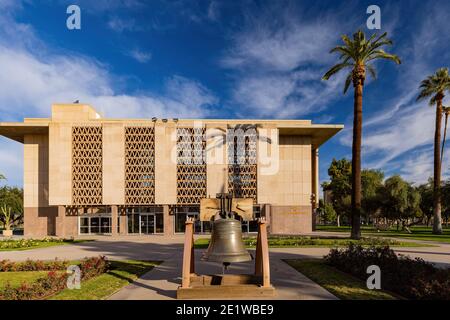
[{"left": 222, "top": 262, "right": 230, "bottom": 274}]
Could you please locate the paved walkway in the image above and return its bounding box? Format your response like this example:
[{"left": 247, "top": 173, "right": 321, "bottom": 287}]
[
  {"left": 1, "top": 234, "right": 449, "bottom": 300},
  {"left": 109, "top": 248, "right": 337, "bottom": 300}
]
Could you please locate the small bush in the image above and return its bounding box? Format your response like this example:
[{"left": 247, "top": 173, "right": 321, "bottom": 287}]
[
  {"left": 0, "top": 256, "right": 110, "bottom": 300},
  {"left": 0, "top": 238, "right": 71, "bottom": 250},
  {"left": 244, "top": 236, "right": 400, "bottom": 247},
  {"left": 325, "top": 244, "right": 450, "bottom": 300},
  {"left": 0, "top": 258, "right": 69, "bottom": 272}
]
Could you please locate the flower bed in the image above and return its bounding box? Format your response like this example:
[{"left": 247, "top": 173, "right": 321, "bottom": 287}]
[
  {"left": 0, "top": 258, "right": 69, "bottom": 272},
  {"left": 0, "top": 256, "right": 109, "bottom": 300},
  {"left": 0, "top": 238, "right": 69, "bottom": 250},
  {"left": 325, "top": 244, "right": 450, "bottom": 300},
  {"left": 246, "top": 236, "right": 401, "bottom": 247}
]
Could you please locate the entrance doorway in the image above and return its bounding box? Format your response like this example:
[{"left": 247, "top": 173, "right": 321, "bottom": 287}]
[
  {"left": 174, "top": 206, "right": 211, "bottom": 234},
  {"left": 140, "top": 214, "right": 155, "bottom": 234},
  {"left": 126, "top": 206, "right": 164, "bottom": 235}
]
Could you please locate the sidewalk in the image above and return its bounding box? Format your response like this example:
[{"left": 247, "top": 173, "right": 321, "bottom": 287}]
[{"left": 108, "top": 248, "right": 338, "bottom": 300}]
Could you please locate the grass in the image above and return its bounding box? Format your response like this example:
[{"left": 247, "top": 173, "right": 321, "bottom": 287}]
[
  {"left": 0, "top": 239, "right": 93, "bottom": 251},
  {"left": 0, "top": 271, "right": 51, "bottom": 289},
  {"left": 48, "top": 260, "right": 160, "bottom": 300},
  {"left": 194, "top": 236, "right": 427, "bottom": 249},
  {"left": 284, "top": 259, "right": 398, "bottom": 300},
  {"left": 317, "top": 225, "right": 450, "bottom": 243}
]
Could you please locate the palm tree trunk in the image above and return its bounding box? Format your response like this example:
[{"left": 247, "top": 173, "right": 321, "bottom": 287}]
[
  {"left": 433, "top": 97, "right": 443, "bottom": 234},
  {"left": 351, "top": 80, "right": 363, "bottom": 240},
  {"left": 441, "top": 111, "right": 448, "bottom": 166}
]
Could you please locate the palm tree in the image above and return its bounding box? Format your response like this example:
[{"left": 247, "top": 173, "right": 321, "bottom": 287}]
[
  {"left": 323, "top": 30, "right": 401, "bottom": 239},
  {"left": 442, "top": 106, "right": 449, "bottom": 166},
  {"left": 418, "top": 68, "right": 450, "bottom": 234}
]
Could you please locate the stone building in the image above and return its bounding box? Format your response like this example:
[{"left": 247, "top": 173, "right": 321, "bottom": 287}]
[{"left": 0, "top": 104, "right": 343, "bottom": 237}]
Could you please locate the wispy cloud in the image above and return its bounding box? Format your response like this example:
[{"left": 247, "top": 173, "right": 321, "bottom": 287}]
[
  {"left": 127, "top": 48, "right": 152, "bottom": 63},
  {"left": 220, "top": 2, "right": 354, "bottom": 118},
  {"left": 0, "top": 4, "right": 219, "bottom": 186},
  {"left": 207, "top": 1, "right": 220, "bottom": 21},
  {"left": 107, "top": 16, "right": 140, "bottom": 32},
  {"left": 345, "top": 1, "right": 450, "bottom": 183}
]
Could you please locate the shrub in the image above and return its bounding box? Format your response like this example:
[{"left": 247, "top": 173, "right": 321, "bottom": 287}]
[
  {"left": 243, "top": 236, "right": 400, "bottom": 247},
  {"left": 325, "top": 244, "right": 450, "bottom": 300},
  {"left": 0, "top": 238, "right": 69, "bottom": 250},
  {"left": 0, "top": 256, "right": 110, "bottom": 300},
  {"left": 0, "top": 258, "right": 69, "bottom": 272}
]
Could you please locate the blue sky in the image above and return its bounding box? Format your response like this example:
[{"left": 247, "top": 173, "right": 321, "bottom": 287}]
[{"left": 0, "top": 0, "right": 449, "bottom": 189}]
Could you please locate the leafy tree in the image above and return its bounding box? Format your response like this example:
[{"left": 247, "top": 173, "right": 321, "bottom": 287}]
[
  {"left": 378, "top": 175, "right": 422, "bottom": 232},
  {"left": 323, "top": 30, "right": 401, "bottom": 239},
  {"left": 417, "top": 179, "right": 434, "bottom": 226},
  {"left": 0, "top": 186, "right": 23, "bottom": 229},
  {"left": 361, "top": 169, "right": 384, "bottom": 223},
  {"left": 323, "top": 158, "right": 352, "bottom": 226},
  {"left": 324, "top": 158, "right": 385, "bottom": 226},
  {"left": 0, "top": 174, "right": 5, "bottom": 181},
  {"left": 417, "top": 68, "right": 450, "bottom": 234},
  {"left": 442, "top": 180, "right": 450, "bottom": 226},
  {"left": 317, "top": 199, "right": 337, "bottom": 224}
]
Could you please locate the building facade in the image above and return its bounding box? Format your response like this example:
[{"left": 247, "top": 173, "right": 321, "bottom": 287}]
[{"left": 0, "top": 104, "right": 343, "bottom": 237}]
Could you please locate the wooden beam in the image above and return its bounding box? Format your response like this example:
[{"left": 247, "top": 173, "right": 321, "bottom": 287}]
[{"left": 181, "top": 218, "right": 195, "bottom": 288}]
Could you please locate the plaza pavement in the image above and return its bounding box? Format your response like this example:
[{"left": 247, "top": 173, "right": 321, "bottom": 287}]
[{"left": 1, "top": 233, "right": 449, "bottom": 300}]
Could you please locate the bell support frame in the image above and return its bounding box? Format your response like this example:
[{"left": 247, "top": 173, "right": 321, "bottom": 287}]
[{"left": 177, "top": 217, "right": 275, "bottom": 299}]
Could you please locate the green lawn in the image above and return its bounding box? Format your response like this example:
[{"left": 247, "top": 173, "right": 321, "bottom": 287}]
[
  {"left": 284, "top": 259, "right": 398, "bottom": 300},
  {"left": 317, "top": 225, "right": 450, "bottom": 243},
  {"left": 49, "top": 260, "right": 160, "bottom": 300},
  {"left": 0, "top": 271, "right": 51, "bottom": 289},
  {"left": 194, "top": 236, "right": 427, "bottom": 249},
  {"left": 0, "top": 239, "right": 93, "bottom": 251}
]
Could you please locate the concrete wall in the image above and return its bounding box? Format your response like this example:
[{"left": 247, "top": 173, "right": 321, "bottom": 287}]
[
  {"left": 21, "top": 104, "right": 322, "bottom": 236},
  {"left": 206, "top": 124, "right": 227, "bottom": 197},
  {"left": 48, "top": 122, "right": 72, "bottom": 206},
  {"left": 154, "top": 123, "right": 177, "bottom": 204},
  {"left": 103, "top": 123, "right": 125, "bottom": 204},
  {"left": 23, "top": 134, "right": 59, "bottom": 237},
  {"left": 269, "top": 205, "right": 312, "bottom": 235},
  {"left": 258, "top": 134, "right": 312, "bottom": 206}
]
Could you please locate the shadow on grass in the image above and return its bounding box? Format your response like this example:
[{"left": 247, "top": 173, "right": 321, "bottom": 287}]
[{"left": 283, "top": 258, "right": 399, "bottom": 300}]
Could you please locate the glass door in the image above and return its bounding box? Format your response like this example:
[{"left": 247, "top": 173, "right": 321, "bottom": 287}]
[
  {"left": 128, "top": 213, "right": 140, "bottom": 234},
  {"left": 140, "top": 214, "right": 155, "bottom": 234}
]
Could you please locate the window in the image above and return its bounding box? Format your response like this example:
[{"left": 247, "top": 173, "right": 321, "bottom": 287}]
[
  {"left": 242, "top": 205, "right": 262, "bottom": 233},
  {"left": 80, "top": 217, "right": 89, "bottom": 234},
  {"left": 126, "top": 206, "right": 164, "bottom": 234},
  {"left": 174, "top": 206, "right": 210, "bottom": 234},
  {"left": 78, "top": 215, "right": 112, "bottom": 235}
]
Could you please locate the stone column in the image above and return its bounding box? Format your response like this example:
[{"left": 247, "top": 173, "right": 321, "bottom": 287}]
[
  {"left": 163, "top": 205, "right": 174, "bottom": 235},
  {"left": 55, "top": 206, "right": 66, "bottom": 237},
  {"left": 263, "top": 204, "right": 271, "bottom": 235},
  {"left": 311, "top": 148, "right": 319, "bottom": 231},
  {"left": 119, "top": 212, "right": 127, "bottom": 235},
  {"left": 111, "top": 205, "right": 118, "bottom": 236}
]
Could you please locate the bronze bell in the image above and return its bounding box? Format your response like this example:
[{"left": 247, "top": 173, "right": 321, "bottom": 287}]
[{"left": 201, "top": 218, "right": 252, "bottom": 263}]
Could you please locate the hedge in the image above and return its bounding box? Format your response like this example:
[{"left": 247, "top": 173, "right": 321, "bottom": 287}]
[
  {"left": 324, "top": 244, "right": 450, "bottom": 300},
  {"left": 0, "top": 256, "right": 109, "bottom": 300}
]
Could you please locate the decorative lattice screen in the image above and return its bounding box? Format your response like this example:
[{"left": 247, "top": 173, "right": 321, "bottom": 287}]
[
  {"left": 176, "top": 127, "right": 207, "bottom": 205},
  {"left": 72, "top": 126, "right": 103, "bottom": 205},
  {"left": 124, "top": 126, "right": 155, "bottom": 205},
  {"left": 227, "top": 127, "right": 258, "bottom": 203}
]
